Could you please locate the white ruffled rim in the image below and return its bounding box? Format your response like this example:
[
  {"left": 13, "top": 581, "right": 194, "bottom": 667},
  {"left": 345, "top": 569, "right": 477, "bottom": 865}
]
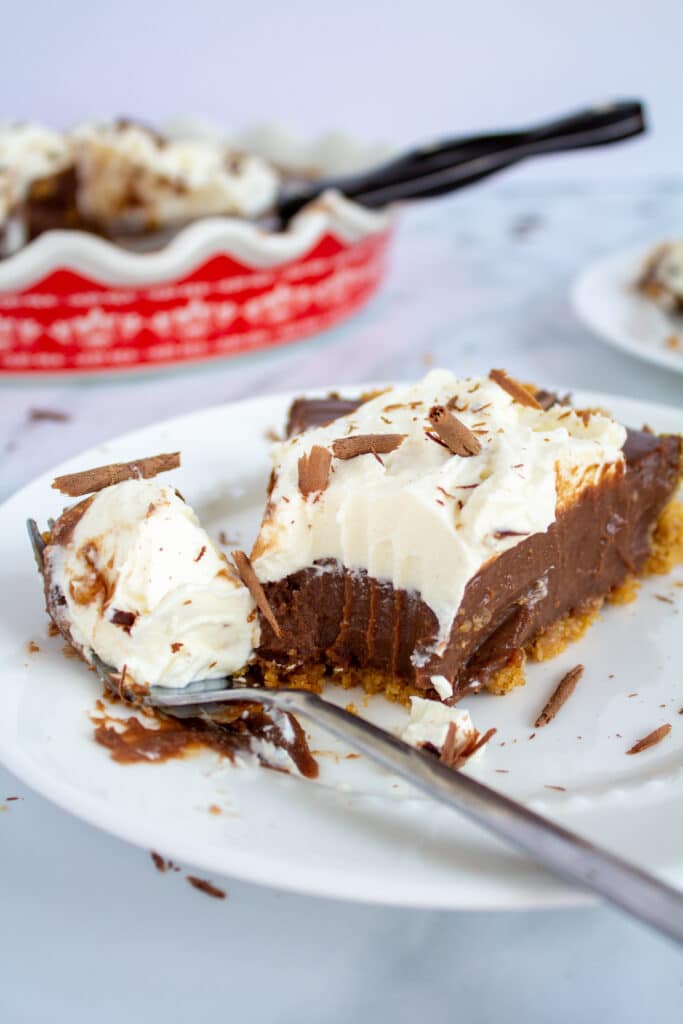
[{"left": 0, "top": 125, "right": 394, "bottom": 292}]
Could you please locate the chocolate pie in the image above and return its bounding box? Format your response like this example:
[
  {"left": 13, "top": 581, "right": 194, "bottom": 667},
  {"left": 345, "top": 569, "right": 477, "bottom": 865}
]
[{"left": 38, "top": 370, "right": 682, "bottom": 724}]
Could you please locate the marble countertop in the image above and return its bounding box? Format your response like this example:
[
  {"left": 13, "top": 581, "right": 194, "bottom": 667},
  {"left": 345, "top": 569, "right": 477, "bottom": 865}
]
[{"left": 1, "top": 182, "right": 681, "bottom": 1024}]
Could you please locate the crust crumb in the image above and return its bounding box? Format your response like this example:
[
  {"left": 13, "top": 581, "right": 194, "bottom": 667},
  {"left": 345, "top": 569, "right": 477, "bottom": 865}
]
[
  {"left": 484, "top": 649, "right": 527, "bottom": 695},
  {"left": 645, "top": 500, "right": 683, "bottom": 575},
  {"left": 527, "top": 599, "right": 602, "bottom": 662},
  {"left": 607, "top": 575, "right": 641, "bottom": 605}
]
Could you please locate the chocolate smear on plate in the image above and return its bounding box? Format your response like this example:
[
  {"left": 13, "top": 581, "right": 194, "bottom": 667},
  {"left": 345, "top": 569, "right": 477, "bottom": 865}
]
[
  {"left": 626, "top": 724, "right": 672, "bottom": 755},
  {"left": 535, "top": 665, "right": 584, "bottom": 728},
  {"left": 489, "top": 369, "right": 542, "bottom": 409},
  {"left": 92, "top": 700, "right": 318, "bottom": 778},
  {"left": 53, "top": 452, "right": 181, "bottom": 497},
  {"left": 232, "top": 549, "right": 281, "bottom": 638},
  {"left": 297, "top": 445, "right": 331, "bottom": 496},
  {"left": 428, "top": 405, "right": 481, "bottom": 456},
  {"left": 331, "top": 434, "right": 405, "bottom": 460}
]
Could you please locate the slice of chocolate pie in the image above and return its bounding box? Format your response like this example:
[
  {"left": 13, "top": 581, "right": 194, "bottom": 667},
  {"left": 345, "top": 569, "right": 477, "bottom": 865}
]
[{"left": 252, "top": 369, "right": 682, "bottom": 703}]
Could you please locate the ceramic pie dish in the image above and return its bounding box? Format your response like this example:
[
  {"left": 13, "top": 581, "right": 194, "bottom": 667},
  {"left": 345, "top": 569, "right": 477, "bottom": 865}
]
[{"left": 0, "top": 124, "right": 393, "bottom": 377}]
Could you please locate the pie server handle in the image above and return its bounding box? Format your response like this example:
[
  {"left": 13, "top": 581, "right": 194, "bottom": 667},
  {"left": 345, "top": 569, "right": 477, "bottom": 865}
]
[
  {"left": 277, "top": 99, "right": 646, "bottom": 222},
  {"left": 151, "top": 681, "right": 682, "bottom": 945}
]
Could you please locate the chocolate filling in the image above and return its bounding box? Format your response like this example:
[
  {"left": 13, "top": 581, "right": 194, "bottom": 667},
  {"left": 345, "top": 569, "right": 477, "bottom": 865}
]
[{"left": 257, "top": 396, "right": 681, "bottom": 699}]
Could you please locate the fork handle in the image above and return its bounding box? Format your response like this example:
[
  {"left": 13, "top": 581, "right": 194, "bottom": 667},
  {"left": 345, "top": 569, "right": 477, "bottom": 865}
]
[
  {"left": 278, "top": 100, "right": 646, "bottom": 221},
  {"left": 154, "top": 684, "right": 683, "bottom": 946},
  {"left": 154, "top": 684, "right": 682, "bottom": 944}
]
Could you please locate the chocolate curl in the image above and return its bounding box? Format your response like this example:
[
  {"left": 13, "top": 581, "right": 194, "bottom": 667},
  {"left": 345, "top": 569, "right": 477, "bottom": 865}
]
[
  {"left": 626, "top": 723, "right": 672, "bottom": 755},
  {"left": 534, "top": 665, "right": 584, "bottom": 728},
  {"left": 489, "top": 369, "right": 542, "bottom": 410},
  {"left": 53, "top": 452, "right": 181, "bottom": 497},
  {"left": 297, "top": 445, "right": 332, "bottom": 496},
  {"left": 232, "top": 550, "right": 282, "bottom": 639},
  {"left": 440, "top": 726, "right": 497, "bottom": 769},
  {"left": 331, "top": 434, "right": 405, "bottom": 460},
  {"left": 428, "top": 406, "right": 481, "bottom": 456}
]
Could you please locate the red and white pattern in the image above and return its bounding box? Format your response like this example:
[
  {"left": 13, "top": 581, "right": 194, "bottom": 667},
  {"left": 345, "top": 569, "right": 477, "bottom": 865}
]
[{"left": 0, "top": 229, "right": 391, "bottom": 374}]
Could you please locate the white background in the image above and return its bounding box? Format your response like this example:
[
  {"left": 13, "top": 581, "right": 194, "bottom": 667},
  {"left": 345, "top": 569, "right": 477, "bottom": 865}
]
[{"left": 3, "top": 0, "right": 682, "bottom": 181}]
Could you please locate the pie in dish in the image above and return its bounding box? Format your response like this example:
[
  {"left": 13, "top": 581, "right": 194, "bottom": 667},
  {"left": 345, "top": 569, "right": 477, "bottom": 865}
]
[
  {"left": 37, "top": 370, "right": 682, "bottom": 730},
  {"left": 0, "top": 119, "right": 281, "bottom": 257}
]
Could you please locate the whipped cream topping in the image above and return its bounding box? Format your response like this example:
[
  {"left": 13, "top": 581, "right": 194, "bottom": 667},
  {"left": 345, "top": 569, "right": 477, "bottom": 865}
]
[
  {"left": 0, "top": 122, "right": 72, "bottom": 201},
  {"left": 0, "top": 123, "right": 73, "bottom": 249},
  {"left": 72, "top": 121, "right": 280, "bottom": 231},
  {"left": 44, "top": 479, "right": 258, "bottom": 688},
  {"left": 253, "top": 370, "right": 626, "bottom": 661},
  {"left": 401, "top": 697, "right": 479, "bottom": 757}
]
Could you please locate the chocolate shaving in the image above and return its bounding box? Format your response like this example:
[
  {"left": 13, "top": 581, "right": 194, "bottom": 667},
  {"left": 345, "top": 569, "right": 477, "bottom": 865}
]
[
  {"left": 232, "top": 550, "right": 281, "bottom": 638},
  {"left": 52, "top": 452, "right": 181, "bottom": 497},
  {"left": 331, "top": 434, "right": 405, "bottom": 460},
  {"left": 428, "top": 406, "right": 481, "bottom": 456},
  {"left": 544, "top": 785, "right": 567, "bottom": 792},
  {"left": 440, "top": 725, "right": 497, "bottom": 769},
  {"left": 439, "top": 723, "right": 460, "bottom": 767},
  {"left": 110, "top": 609, "right": 137, "bottom": 633},
  {"left": 489, "top": 369, "right": 542, "bottom": 409},
  {"left": 453, "top": 727, "right": 497, "bottom": 768},
  {"left": 150, "top": 851, "right": 169, "bottom": 872},
  {"left": 194, "top": 545, "right": 206, "bottom": 563},
  {"left": 29, "top": 408, "right": 70, "bottom": 423},
  {"left": 535, "top": 665, "right": 584, "bottom": 728},
  {"left": 186, "top": 875, "right": 226, "bottom": 899},
  {"left": 626, "top": 723, "right": 671, "bottom": 755},
  {"left": 297, "top": 445, "right": 331, "bottom": 496}
]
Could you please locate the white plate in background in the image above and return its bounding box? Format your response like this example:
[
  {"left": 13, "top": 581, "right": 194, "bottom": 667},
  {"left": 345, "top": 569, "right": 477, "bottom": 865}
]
[{"left": 572, "top": 242, "right": 683, "bottom": 374}]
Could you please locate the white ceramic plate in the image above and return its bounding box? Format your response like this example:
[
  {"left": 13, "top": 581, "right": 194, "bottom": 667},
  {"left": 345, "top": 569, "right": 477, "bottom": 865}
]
[
  {"left": 571, "top": 242, "right": 683, "bottom": 374},
  {"left": 0, "top": 387, "right": 681, "bottom": 909}
]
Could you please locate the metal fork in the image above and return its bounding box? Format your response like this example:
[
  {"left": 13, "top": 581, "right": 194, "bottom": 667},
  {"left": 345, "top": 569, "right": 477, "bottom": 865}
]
[{"left": 28, "top": 519, "right": 683, "bottom": 944}]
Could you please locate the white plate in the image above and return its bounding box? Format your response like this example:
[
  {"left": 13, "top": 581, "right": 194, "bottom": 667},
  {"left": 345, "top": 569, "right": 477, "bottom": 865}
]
[
  {"left": 571, "top": 242, "right": 683, "bottom": 374},
  {"left": 0, "top": 388, "right": 681, "bottom": 909}
]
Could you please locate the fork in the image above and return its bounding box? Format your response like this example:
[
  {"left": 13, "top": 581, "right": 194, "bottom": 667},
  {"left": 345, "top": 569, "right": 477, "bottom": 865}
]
[{"left": 27, "top": 518, "right": 683, "bottom": 944}]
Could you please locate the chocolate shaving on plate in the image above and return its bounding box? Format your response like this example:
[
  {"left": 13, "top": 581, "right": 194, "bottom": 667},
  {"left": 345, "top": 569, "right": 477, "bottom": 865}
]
[
  {"left": 331, "top": 434, "right": 405, "bottom": 460},
  {"left": 297, "top": 445, "right": 332, "bottom": 496},
  {"left": 535, "top": 665, "right": 584, "bottom": 728},
  {"left": 428, "top": 406, "right": 481, "bottom": 456},
  {"left": 186, "top": 875, "right": 226, "bottom": 899},
  {"left": 489, "top": 369, "right": 542, "bottom": 409},
  {"left": 232, "top": 550, "right": 281, "bottom": 638},
  {"left": 626, "top": 724, "right": 672, "bottom": 755},
  {"left": 53, "top": 452, "right": 181, "bottom": 497}
]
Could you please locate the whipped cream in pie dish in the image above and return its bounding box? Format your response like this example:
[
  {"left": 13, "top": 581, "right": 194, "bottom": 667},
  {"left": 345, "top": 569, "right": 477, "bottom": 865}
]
[
  {"left": 43, "top": 478, "right": 257, "bottom": 689},
  {"left": 71, "top": 120, "right": 281, "bottom": 234}
]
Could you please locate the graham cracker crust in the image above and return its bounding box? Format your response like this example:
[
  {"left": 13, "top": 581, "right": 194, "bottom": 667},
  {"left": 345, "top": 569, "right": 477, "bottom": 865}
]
[{"left": 258, "top": 498, "right": 683, "bottom": 705}]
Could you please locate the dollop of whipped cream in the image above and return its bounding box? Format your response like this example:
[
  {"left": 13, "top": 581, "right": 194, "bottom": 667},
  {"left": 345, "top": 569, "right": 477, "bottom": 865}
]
[
  {"left": 71, "top": 121, "right": 280, "bottom": 231},
  {"left": 401, "top": 697, "right": 479, "bottom": 759},
  {"left": 253, "top": 370, "right": 626, "bottom": 660},
  {"left": 44, "top": 479, "right": 258, "bottom": 688}
]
